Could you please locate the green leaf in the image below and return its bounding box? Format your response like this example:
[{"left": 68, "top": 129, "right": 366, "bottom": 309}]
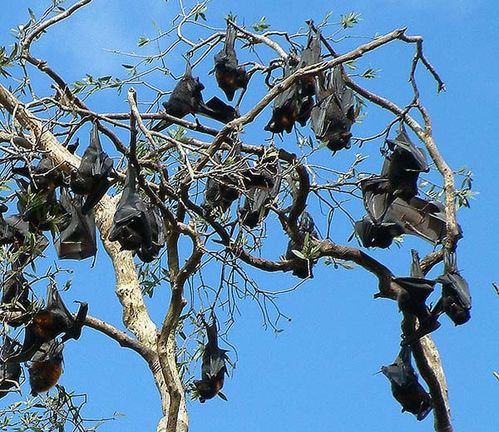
[
  {"left": 138, "top": 36, "right": 150, "bottom": 47},
  {"left": 340, "top": 12, "right": 361, "bottom": 29},
  {"left": 252, "top": 16, "right": 270, "bottom": 33}
]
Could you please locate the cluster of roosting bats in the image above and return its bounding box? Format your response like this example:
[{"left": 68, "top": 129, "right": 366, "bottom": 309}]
[{"left": 0, "top": 21, "right": 471, "bottom": 418}]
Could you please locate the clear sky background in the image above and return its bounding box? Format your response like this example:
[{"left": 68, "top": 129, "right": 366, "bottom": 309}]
[{"left": 0, "top": 1, "right": 498, "bottom": 431}]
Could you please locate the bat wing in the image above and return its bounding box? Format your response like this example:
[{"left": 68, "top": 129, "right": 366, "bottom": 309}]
[
  {"left": 55, "top": 192, "right": 97, "bottom": 260},
  {"left": 0, "top": 337, "right": 22, "bottom": 397},
  {"left": 202, "top": 97, "right": 238, "bottom": 123},
  {"left": 410, "top": 249, "right": 423, "bottom": 278},
  {"left": 360, "top": 176, "right": 393, "bottom": 223},
  {"left": 136, "top": 205, "right": 165, "bottom": 263}
]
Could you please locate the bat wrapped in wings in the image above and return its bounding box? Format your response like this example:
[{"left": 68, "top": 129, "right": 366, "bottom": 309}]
[
  {"left": 108, "top": 163, "right": 152, "bottom": 252},
  {"left": 285, "top": 211, "right": 319, "bottom": 279},
  {"left": 28, "top": 340, "right": 64, "bottom": 396},
  {"left": 354, "top": 214, "right": 405, "bottom": 249},
  {"left": 1, "top": 270, "right": 31, "bottom": 327},
  {"left": 0, "top": 336, "right": 22, "bottom": 399},
  {"left": 136, "top": 204, "right": 165, "bottom": 263},
  {"left": 55, "top": 190, "right": 97, "bottom": 260},
  {"left": 70, "top": 122, "right": 114, "bottom": 214},
  {"left": 153, "top": 63, "right": 238, "bottom": 132},
  {"left": 214, "top": 22, "right": 249, "bottom": 101},
  {"left": 311, "top": 67, "right": 355, "bottom": 152},
  {"left": 194, "top": 314, "right": 229, "bottom": 403},
  {"left": 7, "top": 283, "right": 87, "bottom": 363},
  {"left": 360, "top": 176, "right": 393, "bottom": 224},
  {"left": 433, "top": 251, "right": 471, "bottom": 325},
  {"left": 381, "top": 346, "right": 432, "bottom": 420},
  {"left": 381, "top": 127, "right": 429, "bottom": 200},
  {"left": 396, "top": 250, "right": 441, "bottom": 346}
]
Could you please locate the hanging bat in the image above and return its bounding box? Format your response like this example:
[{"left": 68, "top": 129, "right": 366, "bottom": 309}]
[
  {"left": 1, "top": 270, "right": 31, "bottom": 327},
  {"left": 4, "top": 214, "right": 49, "bottom": 268},
  {"left": 285, "top": 211, "right": 319, "bottom": 278},
  {"left": 381, "top": 346, "right": 432, "bottom": 420},
  {"left": 28, "top": 340, "right": 64, "bottom": 396},
  {"left": 214, "top": 22, "right": 249, "bottom": 101},
  {"left": 136, "top": 205, "right": 165, "bottom": 263},
  {"left": 311, "top": 67, "right": 355, "bottom": 152},
  {"left": 297, "top": 27, "right": 322, "bottom": 98},
  {"left": 12, "top": 156, "right": 64, "bottom": 195},
  {"left": 0, "top": 336, "right": 22, "bottom": 399},
  {"left": 152, "top": 64, "right": 238, "bottom": 132},
  {"left": 108, "top": 163, "right": 152, "bottom": 251},
  {"left": 381, "top": 127, "right": 429, "bottom": 201},
  {"left": 386, "top": 197, "right": 450, "bottom": 244},
  {"left": 265, "top": 62, "right": 314, "bottom": 134},
  {"left": 194, "top": 314, "right": 229, "bottom": 403},
  {"left": 433, "top": 251, "right": 471, "bottom": 325},
  {"left": 55, "top": 190, "right": 97, "bottom": 260},
  {"left": 354, "top": 215, "right": 405, "bottom": 249},
  {"left": 0, "top": 204, "right": 15, "bottom": 246},
  {"left": 396, "top": 250, "right": 441, "bottom": 346},
  {"left": 7, "top": 283, "right": 88, "bottom": 363},
  {"left": 240, "top": 155, "right": 281, "bottom": 228},
  {"left": 70, "top": 122, "right": 114, "bottom": 215},
  {"left": 360, "top": 176, "right": 393, "bottom": 224}
]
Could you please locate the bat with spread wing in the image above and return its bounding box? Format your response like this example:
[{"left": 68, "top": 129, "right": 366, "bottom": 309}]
[
  {"left": 0, "top": 336, "right": 22, "bottom": 399},
  {"left": 153, "top": 63, "right": 238, "bottom": 132},
  {"left": 108, "top": 163, "right": 152, "bottom": 252},
  {"left": 311, "top": 67, "right": 355, "bottom": 152},
  {"left": 70, "top": 122, "right": 114, "bottom": 214},
  {"left": 396, "top": 250, "right": 441, "bottom": 346},
  {"left": 433, "top": 251, "right": 471, "bottom": 325},
  {"left": 194, "top": 314, "right": 229, "bottom": 403},
  {"left": 214, "top": 22, "right": 249, "bottom": 101},
  {"left": 7, "top": 283, "right": 87, "bottom": 363},
  {"left": 285, "top": 211, "right": 319, "bottom": 278},
  {"left": 55, "top": 190, "right": 97, "bottom": 260},
  {"left": 381, "top": 346, "right": 432, "bottom": 420},
  {"left": 28, "top": 340, "right": 64, "bottom": 396},
  {"left": 382, "top": 127, "right": 429, "bottom": 201}
]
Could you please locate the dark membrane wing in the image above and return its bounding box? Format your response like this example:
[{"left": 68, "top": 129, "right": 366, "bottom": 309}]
[
  {"left": 355, "top": 215, "right": 404, "bottom": 249},
  {"left": 410, "top": 249, "right": 424, "bottom": 278},
  {"left": 109, "top": 163, "right": 152, "bottom": 251},
  {"left": 297, "top": 29, "right": 322, "bottom": 97},
  {"left": 360, "top": 176, "right": 393, "bottom": 223},
  {"left": 5, "top": 215, "right": 49, "bottom": 267},
  {"left": 203, "top": 97, "right": 238, "bottom": 123},
  {"left": 0, "top": 337, "right": 22, "bottom": 399},
  {"left": 386, "top": 197, "right": 448, "bottom": 244},
  {"left": 55, "top": 191, "right": 97, "bottom": 260},
  {"left": 381, "top": 346, "right": 432, "bottom": 420},
  {"left": 136, "top": 205, "right": 166, "bottom": 263}
]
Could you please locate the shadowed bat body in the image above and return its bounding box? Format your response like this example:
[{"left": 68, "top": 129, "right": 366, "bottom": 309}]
[
  {"left": 311, "top": 67, "right": 355, "bottom": 152},
  {"left": 8, "top": 284, "right": 87, "bottom": 363},
  {"left": 136, "top": 205, "right": 165, "bottom": 263},
  {"left": 360, "top": 176, "right": 393, "bottom": 224},
  {"left": 297, "top": 29, "right": 322, "bottom": 97},
  {"left": 382, "top": 128, "right": 429, "bottom": 201},
  {"left": 240, "top": 155, "right": 281, "bottom": 228},
  {"left": 153, "top": 64, "right": 238, "bottom": 132},
  {"left": 12, "top": 156, "right": 64, "bottom": 195},
  {"left": 202, "top": 175, "right": 239, "bottom": 215},
  {"left": 55, "top": 190, "right": 97, "bottom": 260},
  {"left": 355, "top": 214, "right": 405, "bottom": 249},
  {"left": 285, "top": 211, "right": 319, "bottom": 278},
  {"left": 194, "top": 315, "right": 228, "bottom": 403},
  {"left": 108, "top": 163, "right": 152, "bottom": 251},
  {"left": 433, "top": 252, "right": 471, "bottom": 325},
  {"left": 381, "top": 346, "right": 432, "bottom": 420},
  {"left": 28, "top": 340, "right": 64, "bottom": 396},
  {"left": 214, "top": 23, "right": 249, "bottom": 101},
  {"left": 265, "top": 61, "right": 314, "bottom": 134},
  {"left": 0, "top": 204, "right": 15, "bottom": 246},
  {"left": 397, "top": 250, "right": 440, "bottom": 346},
  {"left": 0, "top": 337, "right": 22, "bottom": 399},
  {"left": 1, "top": 270, "right": 31, "bottom": 327},
  {"left": 70, "top": 122, "right": 114, "bottom": 214}
]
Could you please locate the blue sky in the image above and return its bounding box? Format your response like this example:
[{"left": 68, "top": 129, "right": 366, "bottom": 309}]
[{"left": 0, "top": 1, "right": 498, "bottom": 431}]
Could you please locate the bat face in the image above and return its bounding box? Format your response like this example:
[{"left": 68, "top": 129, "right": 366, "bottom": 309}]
[
  {"left": 0, "top": 337, "right": 22, "bottom": 399},
  {"left": 108, "top": 164, "right": 152, "bottom": 251},
  {"left": 285, "top": 211, "right": 319, "bottom": 278},
  {"left": 195, "top": 316, "right": 228, "bottom": 403},
  {"left": 29, "top": 340, "right": 64, "bottom": 396},
  {"left": 55, "top": 191, "right": 97, "bottom": 260},
  {"left": 70, "top": 122, "right": 114, "bottom": 215},
  {"left": 381, "top": 346, "right": 432, "bottom": 421}
]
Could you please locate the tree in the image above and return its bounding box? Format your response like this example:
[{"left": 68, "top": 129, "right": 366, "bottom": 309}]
[{"left": 0, "top": 1, "right": 476, "bottom": 431}]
